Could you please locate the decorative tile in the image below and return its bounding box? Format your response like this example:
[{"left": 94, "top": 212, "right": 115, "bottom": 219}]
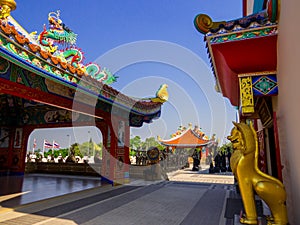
[{"left": 253, "top": 75, "right": 278, "bottom": 96}]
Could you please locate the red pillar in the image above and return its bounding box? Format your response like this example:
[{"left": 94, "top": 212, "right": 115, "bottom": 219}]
[
  {"left": 101, "top": 116, "right": 130, "bottom": 185},
  {"left": 0, "top": 126, "right": 33, "bottom": 175}
]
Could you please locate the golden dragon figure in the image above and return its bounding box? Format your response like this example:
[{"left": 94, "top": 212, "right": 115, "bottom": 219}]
[{"left": 227, "top": 122, "right": 288, "bottom": 225}]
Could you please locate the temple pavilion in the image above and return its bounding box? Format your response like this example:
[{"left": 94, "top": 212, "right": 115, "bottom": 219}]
[
  {"left": 159, "top": 124, "right": 217, "bottom": 163},
  {"left": 159, "top": 125, "right": 210, "bottom": 149},
  {"left": 0, "top": 1, "right": 167, "bottom": 184}
]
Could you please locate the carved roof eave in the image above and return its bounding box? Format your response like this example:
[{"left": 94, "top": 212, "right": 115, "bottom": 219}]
[
  {"left": 194, "top": 9, "right": 279, "bottom": 97},
  {"left": 0, "top": 20, "right": 162, "bottom": 117}
]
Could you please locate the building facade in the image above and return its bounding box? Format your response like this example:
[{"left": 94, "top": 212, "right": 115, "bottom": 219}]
[{"left": 195, "top": 0, "right": 300, "bottom": 223}]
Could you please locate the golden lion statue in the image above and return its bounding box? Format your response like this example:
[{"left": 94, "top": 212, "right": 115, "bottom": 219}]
[{"left": 227, "top": 122, "right": 288, "bottom": 225}]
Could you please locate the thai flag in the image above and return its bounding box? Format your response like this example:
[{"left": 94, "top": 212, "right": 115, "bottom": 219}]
[
  {"left": 43, "top": 140, "right": 53, "bottom": 148},
  {"left": 53, "top": 141, "right": 60, "bottom": 149}
]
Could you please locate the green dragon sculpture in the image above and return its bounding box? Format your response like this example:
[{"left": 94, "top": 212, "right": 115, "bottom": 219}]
[{"left": 35, "top": 10, "right": 117, "bottom": 85}]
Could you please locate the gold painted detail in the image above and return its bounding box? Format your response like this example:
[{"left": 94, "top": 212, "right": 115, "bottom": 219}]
[
  {"left": 239, "top": 76, "right": 254, "bottom": 114},
  {"left": 228, "top": 122, "right": 288, "bottom": 225},
  {"left": 0, "top": 0, "right": 16, "bottom": 19},
  {"left": 209, "top": 26, "right": 278, "bottom": 43},
  {"left": 194, "top": 14, "right": 225, "bottom": 35},
  {"left": 238, "top": 71, "right": 276, "bottom": 78}
]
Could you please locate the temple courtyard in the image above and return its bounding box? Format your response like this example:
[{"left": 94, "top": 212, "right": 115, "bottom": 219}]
[{"left": 0, "top": 166, "right": 270, "bottom": 225}]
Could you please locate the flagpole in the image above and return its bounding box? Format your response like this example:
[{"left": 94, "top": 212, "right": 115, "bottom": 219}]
[
  {"left": 43, "top": 139, "right": 45, "bottom": 156},
  {"left": 32, "top": 138, "right": 35, "bottom": 154}
]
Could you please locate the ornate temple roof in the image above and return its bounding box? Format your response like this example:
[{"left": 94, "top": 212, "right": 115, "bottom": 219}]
[
  {"left": 0, "top": 8, "right": 167, "bottom": 127},
  {"left": 159, "top": 126, "right": 210, "bottom": 148}
]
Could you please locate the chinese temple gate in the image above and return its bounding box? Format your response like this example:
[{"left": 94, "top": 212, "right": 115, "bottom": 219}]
[{"left": 0, "top": 1, "right": 166, "bottom": 184}]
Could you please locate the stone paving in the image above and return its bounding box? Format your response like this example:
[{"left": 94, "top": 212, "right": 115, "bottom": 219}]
[
  {"left": 0, "top": 166, "right": 237, "bottom": 225},
  {"left": 167, "top": 167, "right": 234, "bottom": 184}
]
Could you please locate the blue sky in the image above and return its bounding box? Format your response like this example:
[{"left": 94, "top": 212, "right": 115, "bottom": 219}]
[{"left": 13, "top": 1, "right": 243, "bottom": 150}]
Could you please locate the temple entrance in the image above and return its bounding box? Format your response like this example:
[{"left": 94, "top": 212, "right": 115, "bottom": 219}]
[{"left": 256, "top": 97, "right": 282, "bottom": 180}]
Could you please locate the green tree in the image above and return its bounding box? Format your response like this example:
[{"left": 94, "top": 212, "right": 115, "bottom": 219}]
[
  {"left": 130, "top": 136, "right": 142, "bottom": 150},
  {"left": 53, "top": 148, "right": 68, "bottom": 158},
  {"left": 217, "top": 142, "right": 232, "bottom": 155},
  {"left": 141, "top": 137, "right": 164, "bottom": 150},
  {"left": 71, "top": 143, "right": 82, "bottom": 157},
  {"left": 75, "top": 141, "right": 102, "bottom": 158},
  {"left": 79, "top": 141, "right": 91, "bottom": 156},
  {"left": 129, "top": 136, "right": 142, "bottom": 157},
  {"left": 93, "top": 142, "right": 102, "bottom": 158}
]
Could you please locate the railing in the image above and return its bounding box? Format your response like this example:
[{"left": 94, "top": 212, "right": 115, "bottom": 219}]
[
  {"left": 25, "top": 153, "right": 190, "bottom": 180},
  {"left": 25, "top": 162, "right": 101, "bottom": 177}
]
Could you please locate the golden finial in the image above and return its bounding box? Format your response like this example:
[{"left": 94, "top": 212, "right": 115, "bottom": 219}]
[
  {"left": 194, "top": 14, "right": 225, "bottom": 34},
  {"left": 0, "top": 0, "right": 16, "bottom": 19},
  {"left": 150, "top": 84, "right": 169, "bottom": 103}
]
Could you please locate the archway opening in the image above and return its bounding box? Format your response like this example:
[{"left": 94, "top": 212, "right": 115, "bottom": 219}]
[{"left": 26, "top": 126, "right": 103, "bottom": 171}]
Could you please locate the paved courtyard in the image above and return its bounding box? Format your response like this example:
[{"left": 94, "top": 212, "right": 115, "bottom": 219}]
[
  {"left": 0, "top": 167, "right": 243, "bottom": 225},
  {"left": 167, "top": 166, "right": 234, "bottom": 184}
]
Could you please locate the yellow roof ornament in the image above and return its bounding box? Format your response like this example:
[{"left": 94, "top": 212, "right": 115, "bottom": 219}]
[
  {"left": 194, "top": 14, "right": 225, "bottom": 35},
  {"left": 0, "top": 0, "right": 16, "bottom": 19},
  {"left": 151, "top": 84, "right": 169, "bottom": 103},
  {"left": 141, "top": 84, "right": 168, "bottom": 103}
]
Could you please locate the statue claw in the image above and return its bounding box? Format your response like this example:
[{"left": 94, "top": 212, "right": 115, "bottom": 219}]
[
  {"left": 266, "top": 215, "right": 275, "bottom": 222},
  {"left": 240, "top": 216, "right": 258, "bottom": 224}
]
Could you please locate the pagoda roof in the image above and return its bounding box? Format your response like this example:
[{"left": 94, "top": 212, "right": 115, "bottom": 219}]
[
  {"left": 159, "top": 128, "right": 210, "bottom": 148},
  {"left": 194, "top": 1, "right": 279, "bottom": 107},
  {"left": 0, "top": 15, "right": 165, "bottom": 127}
]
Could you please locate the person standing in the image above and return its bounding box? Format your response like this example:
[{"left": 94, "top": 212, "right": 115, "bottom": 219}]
[{"left": 192, "top": 149, "right": 200, "bottom": 171}]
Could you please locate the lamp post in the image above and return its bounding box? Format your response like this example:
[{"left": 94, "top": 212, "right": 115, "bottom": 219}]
[
  {"left": 88, "top": 131, "right": 90, "bottom": 157},
  {"left": 92, "top": 137, "right": 95, "bottom": 156},
  {"left": 67, "top": 134, "right": 71, "bottom": 155}
]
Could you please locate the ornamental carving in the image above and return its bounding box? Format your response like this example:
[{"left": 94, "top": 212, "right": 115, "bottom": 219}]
[{"left": 239, "top": 76, "right": 254, "bottom": 114}]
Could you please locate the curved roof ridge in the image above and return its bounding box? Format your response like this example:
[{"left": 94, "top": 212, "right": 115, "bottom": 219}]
[
  {"left": 195, "top": 10, "right": 276, "bottom": 36},
  {"left": 159, "top": 127, "right": 191, "bottom": 142},
  {"left": 159, "top": 128, "right": 210, "bottom": 147}
]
